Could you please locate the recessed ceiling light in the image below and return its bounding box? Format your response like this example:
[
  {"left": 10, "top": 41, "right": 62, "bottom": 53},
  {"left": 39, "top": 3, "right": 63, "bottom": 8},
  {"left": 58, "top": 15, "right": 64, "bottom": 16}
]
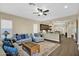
[{"left": 64, "top": 5, "right": 68, "bottom": 9}]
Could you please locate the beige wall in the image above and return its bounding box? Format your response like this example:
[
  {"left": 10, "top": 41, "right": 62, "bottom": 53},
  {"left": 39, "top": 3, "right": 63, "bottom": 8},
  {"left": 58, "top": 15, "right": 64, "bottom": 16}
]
[
  {"left": 0, "top": 12, "right": 40, "bottom": 35},
  {"left": 0, "top": 12, "right": 78, "bottom": 40}
]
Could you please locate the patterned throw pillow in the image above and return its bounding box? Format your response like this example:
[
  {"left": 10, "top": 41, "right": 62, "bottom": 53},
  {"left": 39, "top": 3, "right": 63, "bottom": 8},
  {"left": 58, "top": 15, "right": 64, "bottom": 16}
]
[
  {"left": 16, "top": 35, "right": 21, "bottom": 40},
  {"left": 20, "top": 34, "right": 26, "bottom": 39},
  {"left": 34, "top": 33, "right": 40, "bottom": 37}
]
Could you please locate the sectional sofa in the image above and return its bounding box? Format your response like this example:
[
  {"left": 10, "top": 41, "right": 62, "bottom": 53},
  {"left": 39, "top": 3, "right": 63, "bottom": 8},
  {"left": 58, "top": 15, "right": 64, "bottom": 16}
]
[{"left": 14, "top": 33, "right": 44, "bottom": 44}]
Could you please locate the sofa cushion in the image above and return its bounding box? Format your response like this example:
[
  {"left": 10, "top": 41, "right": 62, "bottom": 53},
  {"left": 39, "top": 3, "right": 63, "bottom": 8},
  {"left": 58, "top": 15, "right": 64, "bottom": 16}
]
[
  {"left": 20, "top": 34, "right": 26, "bottom": 39},
  {"left": 25, "top": 34, "right": 30, "bottom": 38},
  {"left": 16, "top": 35, "right": 21, "bottom": 41},
  {"left": 34, "top": 33, "right": 40, "bottom": 37}
]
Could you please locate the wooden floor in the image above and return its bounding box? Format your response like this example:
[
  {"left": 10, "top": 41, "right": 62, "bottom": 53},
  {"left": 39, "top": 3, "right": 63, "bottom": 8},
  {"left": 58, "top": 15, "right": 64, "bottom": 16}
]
[{"left": 49, "top": 36, "right": 79, "bottom": 56}]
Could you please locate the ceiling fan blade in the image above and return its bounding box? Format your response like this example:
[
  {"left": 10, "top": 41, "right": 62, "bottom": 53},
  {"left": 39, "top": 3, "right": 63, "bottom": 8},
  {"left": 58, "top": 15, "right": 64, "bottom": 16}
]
[
  {"left": 38, "top": 14, "right": 41, "bottom": 16},
  {"left": 37, "top": 8, "right": 42, "bottom": 12},
  {"left": 44, "top": 10, "right": 49, "bottom": 12},
  {"left": 33, "top": 12, "right": 38, "bottom": 14},
  {"left": 43, "top": 13, "right": 47, "bottom": 16}
]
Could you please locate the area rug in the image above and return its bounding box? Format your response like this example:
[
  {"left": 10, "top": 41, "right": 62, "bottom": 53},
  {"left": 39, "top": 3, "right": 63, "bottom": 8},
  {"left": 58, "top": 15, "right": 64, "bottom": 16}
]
[
  {"left": 13, "top": 40, "right": 60, "bottom": 56},
  {"left": 35, "top": 40, "right": 60, "bottom": 56}
]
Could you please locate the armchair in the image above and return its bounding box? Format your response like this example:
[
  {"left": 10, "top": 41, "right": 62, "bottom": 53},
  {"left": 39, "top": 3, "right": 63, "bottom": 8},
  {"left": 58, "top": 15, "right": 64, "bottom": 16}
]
[
  {"left": 31, "top": 33, "right": 44, "bottom": 42},
  {"left": 2, "top": 40, "right": 18, "bottom": 56},
  {"left": 3, "top": 46, "right": 18, "bottom": 56}
]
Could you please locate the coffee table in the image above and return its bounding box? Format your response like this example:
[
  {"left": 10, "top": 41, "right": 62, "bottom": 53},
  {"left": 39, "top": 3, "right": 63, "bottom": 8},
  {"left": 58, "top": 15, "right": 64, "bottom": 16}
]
[{"left": 22, "top": 42, "right": 40, "bottom": 56}]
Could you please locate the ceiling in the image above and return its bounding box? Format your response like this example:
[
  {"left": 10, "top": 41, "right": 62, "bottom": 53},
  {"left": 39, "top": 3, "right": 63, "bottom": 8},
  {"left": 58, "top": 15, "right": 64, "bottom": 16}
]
[{"left": 0, "top": 3, "right": 79, "bottom": 21}]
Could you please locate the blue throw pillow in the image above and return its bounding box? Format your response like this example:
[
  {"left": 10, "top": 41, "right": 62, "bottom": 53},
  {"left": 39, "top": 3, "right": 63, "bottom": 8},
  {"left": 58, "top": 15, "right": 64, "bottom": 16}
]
[
  {"left": 16, "top": 35, "right": 21, "bottom": 40},
  {"left": 21, "top": 34, "right": 26, "bottom": 39}
]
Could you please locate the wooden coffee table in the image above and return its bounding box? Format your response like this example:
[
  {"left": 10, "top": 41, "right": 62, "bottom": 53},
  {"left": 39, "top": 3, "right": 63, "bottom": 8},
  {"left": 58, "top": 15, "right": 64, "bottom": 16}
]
[{"left": 22, "top": 42, "right": 40, "bottom": 56}]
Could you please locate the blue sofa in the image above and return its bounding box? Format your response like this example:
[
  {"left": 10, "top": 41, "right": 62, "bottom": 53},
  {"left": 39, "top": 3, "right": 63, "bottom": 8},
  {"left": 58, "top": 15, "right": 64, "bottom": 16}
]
[
  {"left": 14, "top": 34, "right": 32, "bottom": 44},
  {"left": 2, "top": 40, "right": 18, "bottom": 56},
  {"left": 31, "top": 33, "right": 44, "bottom": 42}
]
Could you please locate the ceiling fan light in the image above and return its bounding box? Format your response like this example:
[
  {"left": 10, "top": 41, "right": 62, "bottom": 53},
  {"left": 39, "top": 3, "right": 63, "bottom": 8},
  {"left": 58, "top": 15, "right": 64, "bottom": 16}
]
[{"left": 39, "top": 12, "right": 43, "bottom": 15}]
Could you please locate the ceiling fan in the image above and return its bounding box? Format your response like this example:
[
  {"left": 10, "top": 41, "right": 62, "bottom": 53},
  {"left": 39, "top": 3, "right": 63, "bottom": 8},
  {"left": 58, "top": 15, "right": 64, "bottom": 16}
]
[{"left": 33, "top": 8, "right": 49, "bottom": 16}]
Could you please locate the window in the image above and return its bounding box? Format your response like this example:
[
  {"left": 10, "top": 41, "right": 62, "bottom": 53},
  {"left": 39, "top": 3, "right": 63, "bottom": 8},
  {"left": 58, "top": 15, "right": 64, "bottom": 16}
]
[
  {"left": 1, "top": 19, "right": 12, "bottom": 39},
  {"left": 33, "top": 24, "right": 38, "bottom": 33}
]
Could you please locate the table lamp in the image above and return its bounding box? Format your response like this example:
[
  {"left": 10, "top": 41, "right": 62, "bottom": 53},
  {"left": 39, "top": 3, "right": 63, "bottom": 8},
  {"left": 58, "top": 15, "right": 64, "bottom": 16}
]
[{"left": 3, "top": 31, "right": 10, "bottom": 39}]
